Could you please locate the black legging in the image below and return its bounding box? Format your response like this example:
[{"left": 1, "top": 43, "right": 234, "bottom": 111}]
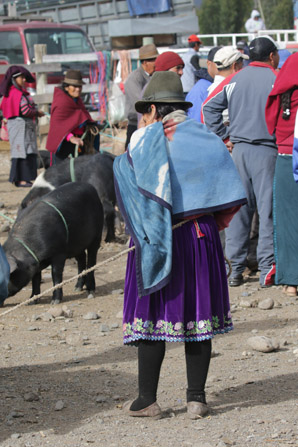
[{"left": 130, "top": 339, "right": 212, "bottom": 411}]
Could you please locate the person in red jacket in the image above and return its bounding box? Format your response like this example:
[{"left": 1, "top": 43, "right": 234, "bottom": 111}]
[
  {"left": 0, "top": 65, "right": 44, "bottom": 187},
  {"left": 46, "top": 69, "right": 99, "bottom": 164},
  {"left": 266, "top": 52, "right": 298, "bottom": 297}
]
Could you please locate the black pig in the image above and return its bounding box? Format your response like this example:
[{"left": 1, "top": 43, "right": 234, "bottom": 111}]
[
  {"left": 20, "top": 152, "right": 116, "bottom": 242},
  {"left": 2, "top": 182, "right": 103, "bottom": 306}
]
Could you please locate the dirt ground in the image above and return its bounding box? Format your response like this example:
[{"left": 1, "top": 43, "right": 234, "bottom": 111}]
[{"left": 0, "top": 149, "right": 297, "bottom": 447}]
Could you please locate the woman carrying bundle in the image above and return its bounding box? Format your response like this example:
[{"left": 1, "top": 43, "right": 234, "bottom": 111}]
[
  {"left": 113, "top": 71, "right": 247, "bottom": 419},
  {"left": 46, "top": 69, "right": 99, "bottom": 164}
]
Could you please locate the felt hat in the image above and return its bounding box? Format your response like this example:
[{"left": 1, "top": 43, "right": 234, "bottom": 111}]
[
  {"left": 155, "top": 51, "right": 184, "bottom": 72},
  {"left": 63, "top": 69, "right": 85, "bottom": 86},
  {"left": 139, "top": 43, "right": 159, "bottom": 60},
  {"left": 188, "top": 34, "right": 202, "bottom": 44},
  {"left": 0, "top": 65, "right": 35, "bottom": 97},
  {"left": 249, "top": 36, "right": 278, "bottom": 61},
  {"left": 135, "top": 71, "right": 192, "bottom": 113},
  {"left": 214, "top": 46, "right": 249, "bottom": 69}
]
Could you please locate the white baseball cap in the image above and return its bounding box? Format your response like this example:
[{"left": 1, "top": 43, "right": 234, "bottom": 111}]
[{"left": 214, "top": 46, "right": 249, "bottom": 69}]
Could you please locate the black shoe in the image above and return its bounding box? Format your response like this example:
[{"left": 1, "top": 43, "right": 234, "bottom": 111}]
[
  {"left": 260, "top": 283, "right": 272, "bottom": 289},
  {"left": 15, "top": 181, "right": 32, "bottom": 188},
  {"left": 228, "top": 276, "right": 243, "bottom": 287}
]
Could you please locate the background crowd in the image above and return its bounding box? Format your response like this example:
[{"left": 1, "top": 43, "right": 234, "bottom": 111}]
[
  {"left": 1, "top": 22, "right": 298, "bottom": 420},
  {"left": 123, "top": 32, "right": 298, "bottom": 299}
]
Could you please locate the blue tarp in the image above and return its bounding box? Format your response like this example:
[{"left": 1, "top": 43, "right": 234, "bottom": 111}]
[
  {"left": 126, "top": 0, "right": 171, "bottom": 16},
  {"left": 294, "top": 0, "right": 298, "bottom": 18}
]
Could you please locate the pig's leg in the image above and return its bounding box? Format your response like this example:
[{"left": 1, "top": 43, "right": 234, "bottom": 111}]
[
  {"left": 104, "top": 202, "right": 115, "bottom": 242},
  {"left": 29, "top": 271, "right": 41, "bottom": 304},
  {"left": 51, "top": 255, "right": 66, "bottom": 304},
  {"left": 74, "top": 251, "right": 86, "bottom": 292},
  {"left": 85, "top": 241, "right": 100, "bottom": 294}
]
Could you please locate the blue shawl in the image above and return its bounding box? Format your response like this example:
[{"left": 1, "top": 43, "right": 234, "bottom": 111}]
[{"left": 113, "top": 111, "right": 247, "bottom": 296}]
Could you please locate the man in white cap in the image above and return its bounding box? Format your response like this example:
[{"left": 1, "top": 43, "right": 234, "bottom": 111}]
[
  {"left": 203, "top": 46, "right": 248, "bottom": 127},
  {"left": 208, "top": 46, "right": 249, "bottom": 96}
]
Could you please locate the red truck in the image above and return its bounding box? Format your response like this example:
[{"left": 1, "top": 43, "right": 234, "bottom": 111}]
[{"left": 0, "top": 20, "right": 98, "bottom": 106}]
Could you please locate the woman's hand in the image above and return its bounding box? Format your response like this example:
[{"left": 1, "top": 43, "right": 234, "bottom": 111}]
[
  {"left": 37, "top": 110, "right": 45, "bottom": 117},
  {"left": 69, "top": 136, "right": 84, "bottom": 147}
]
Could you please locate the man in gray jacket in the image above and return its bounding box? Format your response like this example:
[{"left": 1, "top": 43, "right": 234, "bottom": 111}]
[
  {"left": 124, "top": 43, "right": 158, "bottom": 149},
  {"left": 202, "top": 36, "right": 279, "bottom": 287}
]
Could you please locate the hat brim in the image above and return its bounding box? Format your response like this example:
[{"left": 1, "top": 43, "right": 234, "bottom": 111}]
[
  {"left": 138, "top": 53, "right": 159, "bottom": 60},
  {"left": 135, "top": 98, "right": 193, "bottom": 114},
  {"left": 12, "top": 71, "right": 35, "bottom": 83}
]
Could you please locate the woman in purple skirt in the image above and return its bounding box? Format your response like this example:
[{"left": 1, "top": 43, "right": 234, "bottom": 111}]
[{"left": 113, "top": 71, "right": 246, "bottom": 419}]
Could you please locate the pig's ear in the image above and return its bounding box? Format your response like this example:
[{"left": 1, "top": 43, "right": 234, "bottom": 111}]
[{"left": 6, "top": 256, "right": 18, "bottom": 273}]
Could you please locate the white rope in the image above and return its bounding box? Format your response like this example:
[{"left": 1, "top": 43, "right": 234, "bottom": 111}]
[
  {"left": 0, "top": 219, "right": 231, "bottom": 319},
  {"left": 0, "top": 245, "right": 133, "bottom": 318}
]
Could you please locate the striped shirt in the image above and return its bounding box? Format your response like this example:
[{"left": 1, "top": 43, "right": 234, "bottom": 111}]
[{"left": 20, "top": 94, "right": 38, "bottom": 119}]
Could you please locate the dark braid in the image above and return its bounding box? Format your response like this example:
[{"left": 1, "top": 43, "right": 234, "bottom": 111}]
[
  {"left": 142, "top": 103, "right": 189, "bottom": 118},
  {"left": 281, "top": 89, "right": 295, "bottom": 120}
]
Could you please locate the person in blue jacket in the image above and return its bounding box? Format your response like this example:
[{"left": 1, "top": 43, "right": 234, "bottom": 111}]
[{"left": 186, "top": 46, "right": 221, "bottom": 123}]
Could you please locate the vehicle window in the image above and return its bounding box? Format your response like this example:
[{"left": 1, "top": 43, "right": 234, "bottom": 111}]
[
  {"left": 24, "top": 29, "right": 93, "bottom": 61},
  {"left": 0, "top": 31, "right": 24, "bottom": 64}
]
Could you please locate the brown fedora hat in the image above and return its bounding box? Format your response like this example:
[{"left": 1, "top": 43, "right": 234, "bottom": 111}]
[
  {"left": 63, "top": 69, "right": 85, "bottom": 86},
  {"left": 135, "top": 71, "right": 192, "bottom": 113},
  {"left": 139, "top": 43, "right": 159, "bottom": 60}
]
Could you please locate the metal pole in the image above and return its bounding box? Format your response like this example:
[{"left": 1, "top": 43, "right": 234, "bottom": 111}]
[{"left": 257, "top": 0, "right": 266, "bottom": 27}]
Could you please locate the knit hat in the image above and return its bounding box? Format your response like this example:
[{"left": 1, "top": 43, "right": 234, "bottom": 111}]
[
  {"left": 139, "top": 43, "right": 159, "bottom": 60},
  {"left": 135, "top": 71, "right": 192, "bottom": 113},
  {"left": 188, "top": 34, "right": 202, "bottom": 44},
  {"left": 155, "top": 51, "right": 184, "bottom": 72},
  {"left": 64, "top": 69, "right": 85, "bottom": 86},
  {"left": 249, "top": 36, "right": 278, "bottom": 61},
  {"left": 214, "top": 46, "right": 249, "bottom": 69}
]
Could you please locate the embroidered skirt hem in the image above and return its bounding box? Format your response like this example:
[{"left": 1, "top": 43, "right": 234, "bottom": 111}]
[{"left": 124, "top": 326, "right": 233, "bottom": 344}]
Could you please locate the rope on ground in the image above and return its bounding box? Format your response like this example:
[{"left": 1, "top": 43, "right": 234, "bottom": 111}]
[
  {"left": 0, "top": 245, "right": 134, "bottom": 318},
  {"left": 0, "top": 211, "right": 15, "bottom": 224},
  {"left": 0, "top": 219, "right": 231, "bottom": 319}
]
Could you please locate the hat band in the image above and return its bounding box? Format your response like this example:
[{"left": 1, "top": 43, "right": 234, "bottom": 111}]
[
  {"left": 143, "top": 91, "right": 185, "bottom": 102},
  {"left": 64, "top": 78, "right": 83, "bottom": 85},
  {"left": 12, "top": 72, "right": 23, "bottom": 78}
]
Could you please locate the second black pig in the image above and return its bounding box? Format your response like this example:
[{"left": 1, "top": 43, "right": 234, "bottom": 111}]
[{"left": 2, "top": 182, "right": 103, "bottom": 306}]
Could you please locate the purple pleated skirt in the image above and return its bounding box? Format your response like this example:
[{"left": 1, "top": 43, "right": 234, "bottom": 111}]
[{"left": 123, "top": 215, "right": 233, "bottom": 344}]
